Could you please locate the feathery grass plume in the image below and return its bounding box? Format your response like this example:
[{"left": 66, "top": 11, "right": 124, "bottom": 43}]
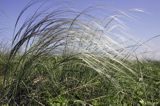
[{"left": 1, "top": 4, "right": 145, "bottom": 105}]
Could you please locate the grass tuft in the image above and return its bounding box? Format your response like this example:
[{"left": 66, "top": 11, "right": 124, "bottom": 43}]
[{"left": 0, "top": 4, "right": 159, "bottom": 105}]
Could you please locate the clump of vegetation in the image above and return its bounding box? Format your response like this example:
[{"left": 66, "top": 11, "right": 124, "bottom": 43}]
[{"left": 0, "top": 3, "right": 160, "bottom": 106}]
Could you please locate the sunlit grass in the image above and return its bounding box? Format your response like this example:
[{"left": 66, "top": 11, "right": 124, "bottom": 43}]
[{"left": 0, "top": 3, "right": 159, "bottom": 105}]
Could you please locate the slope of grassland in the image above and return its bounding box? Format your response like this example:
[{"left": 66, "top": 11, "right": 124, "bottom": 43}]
[{"left": 0, "top": 54, "right": 159, "bottom": 105}]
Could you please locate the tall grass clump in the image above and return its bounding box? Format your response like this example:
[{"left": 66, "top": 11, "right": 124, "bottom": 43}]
[{"left": 0, "top": 4, "right": 159, "bottom": 106}]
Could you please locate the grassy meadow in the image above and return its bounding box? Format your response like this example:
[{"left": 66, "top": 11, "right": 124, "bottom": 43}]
[{"left": 0, "top": 4, "right": 160, "bottom": 106}]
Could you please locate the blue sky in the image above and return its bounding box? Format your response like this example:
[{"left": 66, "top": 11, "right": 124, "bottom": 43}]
[{"left": 0, "top": 0, "right": 160, "bottom": 57}]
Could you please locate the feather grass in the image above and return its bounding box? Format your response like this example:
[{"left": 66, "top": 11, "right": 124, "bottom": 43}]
[{"left": 1, "top": 4, "right": 159, "bottom": 105}]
